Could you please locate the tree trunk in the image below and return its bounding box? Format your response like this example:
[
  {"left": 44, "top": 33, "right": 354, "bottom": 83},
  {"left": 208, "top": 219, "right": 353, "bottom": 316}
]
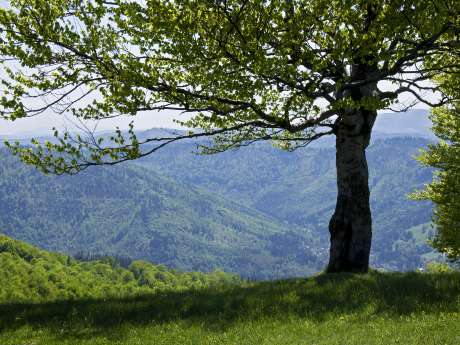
[
  {"left": 327, "top": 127, "right": 372, "bottom": 272},
  {"left": 327, "top": 82, "right": 377, "bottom": 273}
]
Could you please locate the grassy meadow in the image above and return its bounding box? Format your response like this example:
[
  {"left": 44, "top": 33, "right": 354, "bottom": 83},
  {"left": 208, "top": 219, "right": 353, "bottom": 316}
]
[{"left": 1, "top": 271, "right": 459, "bottom": 345}]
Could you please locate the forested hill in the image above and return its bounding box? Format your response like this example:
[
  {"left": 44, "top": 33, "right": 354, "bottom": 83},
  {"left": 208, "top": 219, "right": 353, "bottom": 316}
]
[
  {"left": 136, "top": 136, "right": 438, "bottom": 270},
  {"left": 0, "top": 136, "right": 438, "bottom": 278},
  {"left": 0, "top": 234, "right": 238, "bottom": 303},
  {"left": 0, "top": 148, "right": 324, "bottom": 279}
]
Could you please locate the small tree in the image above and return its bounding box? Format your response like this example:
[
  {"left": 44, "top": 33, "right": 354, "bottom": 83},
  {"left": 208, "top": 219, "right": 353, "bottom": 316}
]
[
  {"left": 411, "top": 66, "right": 460, "bottom": 260},
  {"left": 1, "top": 1, "right": 459, "bottom": 272}
]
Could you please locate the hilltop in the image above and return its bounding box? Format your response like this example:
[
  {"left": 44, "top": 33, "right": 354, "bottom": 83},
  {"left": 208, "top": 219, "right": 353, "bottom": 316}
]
[{"left": 0, "top": 236, "right": 459, "bottom": 345}]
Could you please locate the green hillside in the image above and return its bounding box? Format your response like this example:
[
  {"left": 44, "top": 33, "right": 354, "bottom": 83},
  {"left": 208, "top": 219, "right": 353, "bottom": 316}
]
[
  {"left": 0, "top": 149, "right": 324, "bottom": 279},
  {"left": 0, "top": 234, "right": 238, "bottom": 303},
  {"left": 0, "top": 237, "right": 458, "bottom": 345},
  {"left": 0, "top": 136, "right": 439, "bottom": 277}
]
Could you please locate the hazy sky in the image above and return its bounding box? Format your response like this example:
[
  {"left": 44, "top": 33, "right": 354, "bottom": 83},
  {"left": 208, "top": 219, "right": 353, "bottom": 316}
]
[
  {"left": 0, "top": 77, "right": 436, "bottom": 136},
  {"left": 0, "top": 109, "right": 189, "bottom": 136},
  {"left": 0, "top": 7, "right": 437, "bottom": 138},
  {"left": 0, "top": 60, "right": 436, "bottom": 136},
  {"left": 0, "top": 91, "right": 433, "bottom": 137},
  {"left": 0, "top": 0, "right": 442, "bottom": 138},
  {"left": 0, "top": 101, "right": 432, "bottom": 137},
  {"left": 0, "top": 8, "right": 437, "bottom": 137}
]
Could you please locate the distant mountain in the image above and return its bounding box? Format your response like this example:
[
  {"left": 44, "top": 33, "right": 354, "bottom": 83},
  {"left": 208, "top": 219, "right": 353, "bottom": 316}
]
[
  {"left": 0, "top": 149, "right": 324, "bottom": 279},
  {"left": 136, "top": 136, "right": 438, "bottom": 270},
  {"left": 374, "top": 109, "right": 433, "bottom": 138},
  {"left": 1, "top": 109, "right": 432, "bottom": 146},
  {"left": 0, "top": 110, "right": 440, "bottom": 277}
]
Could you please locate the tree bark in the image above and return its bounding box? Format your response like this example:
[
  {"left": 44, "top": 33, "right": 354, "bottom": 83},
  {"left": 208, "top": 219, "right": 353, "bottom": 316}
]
[
  {"left": 327, "top": 122, "right": 373, "bottom": 273},
  {"left": 327, "top": 66, "right": 378, "bottom": 273}
]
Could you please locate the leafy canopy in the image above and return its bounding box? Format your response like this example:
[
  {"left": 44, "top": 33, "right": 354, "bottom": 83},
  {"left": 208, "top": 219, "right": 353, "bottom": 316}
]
[
  {"left": 0, "top": 0, "right": 459, "bottom": 173},
  {"left": 411, "top": 63, "right": 460, "bottom": 260}
]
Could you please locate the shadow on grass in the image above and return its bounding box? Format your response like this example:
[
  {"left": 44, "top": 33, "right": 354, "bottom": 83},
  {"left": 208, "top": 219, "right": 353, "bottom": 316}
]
[{"left": 1, "top": 272, "right": 459, "bottom": 338}]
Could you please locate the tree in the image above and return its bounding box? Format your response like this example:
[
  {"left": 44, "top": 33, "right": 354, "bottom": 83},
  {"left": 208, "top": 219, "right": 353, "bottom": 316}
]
[
  {"left": 0, "top": 0, "right": 459, "bottom": 273},
  {"left": 411, "top": 68, "right": 460, "bottom": 260}
]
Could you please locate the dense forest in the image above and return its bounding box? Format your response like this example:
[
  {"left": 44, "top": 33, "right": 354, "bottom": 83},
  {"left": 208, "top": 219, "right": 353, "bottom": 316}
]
[
  {"left": 0, "top": 136, "right": 437, "bottom": 278},
  {"left": 0, "top": 147, "right": 324, "bottom": 279},
  {"left": 139, "top": 135, "right": 437, "bottom": 270}
]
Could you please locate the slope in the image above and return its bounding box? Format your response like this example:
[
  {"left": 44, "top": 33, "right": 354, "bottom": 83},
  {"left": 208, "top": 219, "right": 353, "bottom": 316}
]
[
  {"left": 0, "top": 234, "right": 238, "bottom": 303},
  {"left": 0, "top": 149, "right": 323, "bottom": 279},
  {"left": 136, "top": 136, "right": 437, "bottom": 270},
  {"left": 1, "top": 268, "right": 459, "bottom": 345}
]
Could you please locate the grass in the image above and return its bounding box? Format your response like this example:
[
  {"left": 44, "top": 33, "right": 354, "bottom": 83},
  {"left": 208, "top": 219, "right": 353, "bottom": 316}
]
[{"left": 1, "top": 271, "right": 459, "bottom": 344}]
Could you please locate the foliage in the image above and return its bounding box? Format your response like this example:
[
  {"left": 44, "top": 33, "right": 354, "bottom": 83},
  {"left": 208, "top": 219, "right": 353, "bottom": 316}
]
[
  {"left": 73, "top": 250, "right": 133, "bottom": 268},
  {"left": 425, "top": 262, "right": 454, "bottom": 273},
  {"left": 0, "top": 234, "right": 239, "bottom": 304},
  {"left": 411, "top": 74, "right": 460, "bottom": 260},
  {"left": 0, "top": 0, "right": 458, "bottom": 170},
  {"left": 0, "top": 265, "right": 459, "bottom": 344}
]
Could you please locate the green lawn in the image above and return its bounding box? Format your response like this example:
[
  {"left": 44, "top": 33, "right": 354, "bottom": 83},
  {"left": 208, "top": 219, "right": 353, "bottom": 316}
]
[{"left": 1, "top": 272, "right": 459, "bottom": 344}]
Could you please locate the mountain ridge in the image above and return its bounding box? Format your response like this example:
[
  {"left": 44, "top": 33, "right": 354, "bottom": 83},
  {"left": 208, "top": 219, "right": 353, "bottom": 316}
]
[
  {"left": 0, "top": 148, "right": 324, "bottom": 279},
  {"left": 1, "top": 133, "right": 439, "bottom": 277}
]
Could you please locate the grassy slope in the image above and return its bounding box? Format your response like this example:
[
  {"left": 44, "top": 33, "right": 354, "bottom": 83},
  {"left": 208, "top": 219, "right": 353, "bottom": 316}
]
[
  {"left": 1, "top": 272, "right": 459, "bottom": 344},
  {"left": 1, "top": 236, "right": 459, "bottom": 344}
]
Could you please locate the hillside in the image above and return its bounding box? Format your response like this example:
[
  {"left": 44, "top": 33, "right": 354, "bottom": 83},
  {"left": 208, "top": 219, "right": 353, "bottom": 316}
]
[
  {"left": 0, "top": 234, "right": 238, "bottom": 303},
  {"left": 0, "top": 134, "right": 439, "bottom": 277},
  {"left": 0, "top": 149, "right": 324, "bottom": 279},
  {"left": 1, "top": 256, "right": 459, "bottom": 344},
  {"left": 137, "top": 136, "right": 437, "bottom": 270}
]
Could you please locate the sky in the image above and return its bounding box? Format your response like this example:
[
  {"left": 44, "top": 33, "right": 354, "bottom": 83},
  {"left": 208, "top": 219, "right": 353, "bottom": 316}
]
[
  {"left": 0, "top": 91, "right": 434, "bottom": 137},
  {"left": 0, "top": 101, "right": 432, "bottom": 137},
  {"left": 0, "top": 76, "right": 436, "bottom": 137},
  {"left": 0, "top": 109, "right": 188, "bottom": 137},
  {"left": 0, "top": 2, "right": 439, "bottom": 137}
]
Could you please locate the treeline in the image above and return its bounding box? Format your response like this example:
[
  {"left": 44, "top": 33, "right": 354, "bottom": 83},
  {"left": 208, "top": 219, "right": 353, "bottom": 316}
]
[
  {"left": 0, "top": 235, "right": 240, "bottom": 303},
  {"left": 73, "top": 251, "right": 133, "bottom": 268}
]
